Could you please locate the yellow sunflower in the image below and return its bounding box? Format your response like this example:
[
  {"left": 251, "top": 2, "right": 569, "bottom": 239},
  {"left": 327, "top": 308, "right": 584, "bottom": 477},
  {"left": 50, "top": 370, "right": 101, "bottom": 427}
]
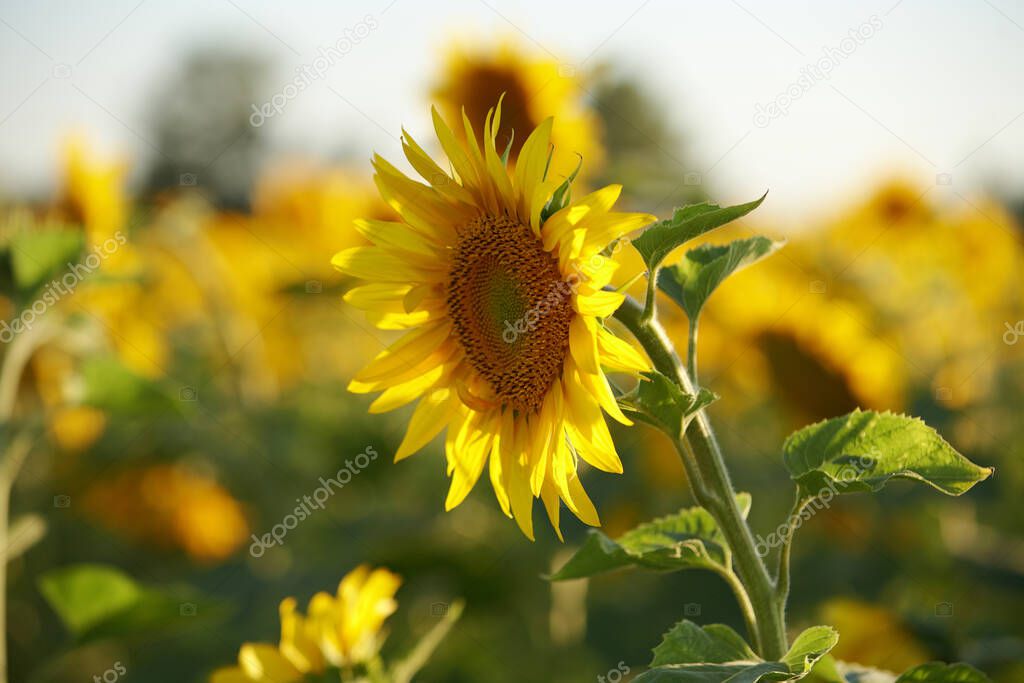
[
  {"left": 432, "top": 39, "right": 603, "bottom": 184},
  {"left": 211, "top": 566, "right": 400, "bottom": 682},
  {"left": 333, "top": 100, "right": 653, "bottom": 540}
]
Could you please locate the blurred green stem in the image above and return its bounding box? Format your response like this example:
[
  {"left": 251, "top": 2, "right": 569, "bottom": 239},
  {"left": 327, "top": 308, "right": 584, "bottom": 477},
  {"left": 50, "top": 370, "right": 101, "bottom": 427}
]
[
  {"left": 614, "top": 295, "right": 788, "bottom": 660},
  {"left": 0, "top": 320, "right": 54, "bottom": 683}
]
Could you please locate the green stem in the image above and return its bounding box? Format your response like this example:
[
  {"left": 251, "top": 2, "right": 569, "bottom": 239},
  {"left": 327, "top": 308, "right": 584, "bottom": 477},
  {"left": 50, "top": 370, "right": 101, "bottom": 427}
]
[
  {"left": 775, "top": 495, "right": 810, "bottom": 605},
  {"left": 687, "top": 318, "right": 699, "bottom": 385},
  {"left": 614, "top": 295, "right": 788, "bottom": 660}
]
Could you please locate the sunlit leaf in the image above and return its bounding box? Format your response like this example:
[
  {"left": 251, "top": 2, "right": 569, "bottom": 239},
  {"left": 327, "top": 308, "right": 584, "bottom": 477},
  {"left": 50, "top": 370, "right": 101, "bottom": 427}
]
[
  {"left": 658, "top": 236, "right": 783, "bottom": 321},
  {"left": 549, "top": 494, "right": 751, "bottom": 580},
  {"left": 620, "top": 371, "right": 717, "bottom": 440},
  {"left": 632, "top": 194, "right": 766, "bottom": 271},
  {"left": 783, "top": 410, "right": 992, "bottom": 499}
]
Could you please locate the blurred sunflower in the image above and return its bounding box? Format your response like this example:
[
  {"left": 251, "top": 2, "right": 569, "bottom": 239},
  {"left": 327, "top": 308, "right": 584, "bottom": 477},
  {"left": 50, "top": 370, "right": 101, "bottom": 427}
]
[
  {"left": 211, "top": 566, "right": 400, "bottom": 682},
  {"left": 697, "top": 248, "right": 906, "bottom": 425},
  {"left": 816, "top": 179, "right": 1024, "bottom": 407},
  {"left": 334, "top": 100, "right": 653, "bottom": 539},
  {"left": 432, "top": 39, "right": 603, "bottom": 184},
  {"left": 81, "top": 463, "right": 249, "bottom": 563},
  {"left": 821, "top": 598, "right": 930, "bottom": 673}
]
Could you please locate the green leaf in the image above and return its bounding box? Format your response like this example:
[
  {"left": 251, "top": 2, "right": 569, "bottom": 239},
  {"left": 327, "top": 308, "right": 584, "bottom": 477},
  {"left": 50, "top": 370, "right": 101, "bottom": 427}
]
[
  {"left": 39, "top": 563, "right": 220, "bottom": 642},
  {"left": 893, "top": 663, "right": 992, "bottom": 683},
  {"left": 81, "top": 357, "right": 181, "bottom": 415},
  {"left": 539, "top": 154, "right": 583, "bottom": 224},
  {"left": 632, "top": 194, "right": 766, "bottom": 271},
  {"left": 549, "top": 493, "right": 751, "bottom": 580},
  {"left": 783, "top": 410, "right": 992, "bottom": 499},
  {"left": 635, "top": 663, "right": 791, "bottom": 683},
  {"left": 782, "top": 627, "right": 840, "bottom": 677},
  {"left": 10, "top": 226, "right": 84, "bottom": 293},
  {"left": 621, "top": 371, "right": 717, "bottom": 440},
  {"left": 638, "top": 624, "right": 837, "bottom": 683},
  {"left": 39, "top": 564, "right": 143, "bottom": 636},
  {"left": 651, "top": 620, "right": 757, "bottom": 667},
  {"left": 659, "top": 236, "right": 784, "bottom": 320}
]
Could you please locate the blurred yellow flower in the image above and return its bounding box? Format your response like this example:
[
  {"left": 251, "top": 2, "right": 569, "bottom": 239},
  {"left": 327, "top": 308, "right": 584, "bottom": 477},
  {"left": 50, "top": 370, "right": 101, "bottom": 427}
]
[
  {"left": 821, "top": 598, "right": 930, "bottom": 673},
  {"left": 60, "top": 134, "right": 128, "bottom": 245},
  {"left": 211, "top": 566, "right": 401, "bottom": 682},
  {"left": 81, "top": 463, "right": 249, "bottom": 563},
  {"left": 432, "top": 39, "right": 604, "bottom": 184},
  {"left": 334, "top": 100, "right": 653, "bottom": 539}
]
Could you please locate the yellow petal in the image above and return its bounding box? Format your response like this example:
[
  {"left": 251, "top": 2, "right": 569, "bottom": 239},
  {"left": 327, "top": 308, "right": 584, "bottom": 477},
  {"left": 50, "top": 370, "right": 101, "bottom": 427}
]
[
  {"left": 353, "top": 218, "right": 442, "bottom": 260},
  {"left": 343, "top": 283, "right": 411, "bottom": 310},
  {"left": 239, "top": 643, "right": 303, "bottom": 682},
  {"left": 332, "top": 247, "right": 438, "bottom": 282},
  {"left": 395, "top": 387, "right": 457, "bottom": 461},
  {"left": 597, "top": 327, "right": 651, "bottom": 372},
  {"left": 353, "top": 323, "right": 450, "bottom": 384},
  {"left": 514, "top": 117, "right": 553, "bottom": 219},
  {"left": 574, "top": 289, "right": 625, "bottom": 318},
  {"left": 368, "top": 362, "right": 448, "bottom": 413},
  {"left": 540, "top": 482, "right": 563, "bottom": 542},
  {"left": 210, "top": 667, "right": 254, "bottom": 683},
  {"left": 565, "top": 470, "right": 601, "bottom": 527},
  {"left": 445, "top": 409, "right": 497, "bottom": 510}
]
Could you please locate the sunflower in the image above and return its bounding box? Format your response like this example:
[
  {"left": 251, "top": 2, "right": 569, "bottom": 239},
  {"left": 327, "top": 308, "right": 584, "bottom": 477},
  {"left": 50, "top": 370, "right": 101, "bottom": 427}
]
[
  {"left": 333, "top": 100, "right": 653, "bottom": 539},
  {"left": 432, "top": 40, "right": 603, "bottom": 184},
  {"left": 211, "top": 566, "right": 400, "bottom": 682}
]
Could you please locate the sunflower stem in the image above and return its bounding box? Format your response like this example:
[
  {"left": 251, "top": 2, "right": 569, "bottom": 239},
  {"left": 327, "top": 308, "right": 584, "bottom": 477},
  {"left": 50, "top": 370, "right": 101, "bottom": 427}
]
[
  {"left": 687, "top": 318, "right": 699, "bottom": 386},
  {"left": 614, "top": 295, "right": 788, "bottom": 660}
]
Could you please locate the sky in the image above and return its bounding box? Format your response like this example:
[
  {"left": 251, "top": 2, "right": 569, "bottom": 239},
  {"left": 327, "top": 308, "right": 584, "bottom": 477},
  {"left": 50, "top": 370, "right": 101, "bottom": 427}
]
[{"left": 1, "top": 0, "right": 1023, "bottom": 224}]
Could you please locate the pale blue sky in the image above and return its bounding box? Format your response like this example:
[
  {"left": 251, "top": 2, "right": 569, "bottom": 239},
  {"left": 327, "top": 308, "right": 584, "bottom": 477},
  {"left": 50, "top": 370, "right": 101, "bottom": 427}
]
[{"left": 1, "top": 0, "right": 1022, "bottom": 222}]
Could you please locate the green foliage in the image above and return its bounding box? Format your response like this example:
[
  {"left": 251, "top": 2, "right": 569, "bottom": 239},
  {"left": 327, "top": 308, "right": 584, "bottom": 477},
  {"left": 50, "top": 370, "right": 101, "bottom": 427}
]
[
  {"left": 894, "top": 663, "right": 992, "bottom": 683},
  {"left": 549, "top": 493, "right": 751, "bottom": 580},
  {"left": 620, "top": 371, "right": 717, "bottom": 440},
  {"left": 637, "top": 621, "right": 836, "bottom": 682},
  {"left": 38, "top": 563, "right": 218, "bottom": 643},
  {"left": 9, "top": 226, "right": 84, "bottom": 295},
  {"left": 632, "top": 195, "right": 766, "bottom": 271},
  {"left": 782, "top": 410, "right": 992, "bottom": 499},
  {"left": 658, "top": 237, "right": 784, "bottom": 321},
  {"left": 651, "top": 621, "right": 757, "bottom": 667},
  {"left": 540, "top": 154, "right": 583, "bottom": 223},
  {"left": 80, "top": 357, "right": 182, "bottom": 416}
]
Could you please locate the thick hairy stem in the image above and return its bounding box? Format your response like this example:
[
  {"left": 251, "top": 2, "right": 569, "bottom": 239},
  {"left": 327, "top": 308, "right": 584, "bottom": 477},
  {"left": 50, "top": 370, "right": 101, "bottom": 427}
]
[{"left": 614, "top": 295, "right": 788, "bottom": 659}]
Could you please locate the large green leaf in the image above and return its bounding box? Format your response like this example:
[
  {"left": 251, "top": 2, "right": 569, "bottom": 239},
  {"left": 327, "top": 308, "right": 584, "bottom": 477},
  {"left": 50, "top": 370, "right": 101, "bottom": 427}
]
[
  {"left": 651, "top": 621, "right": 757, "bottom": 667},
  {"left": 632, "top": 194, "right": 766, "bottom": 271},
  {"left": 620, "top": 371, "right": 717, "bottom": 440},
  {"left": 658, "top": 237, "right": 783, "bottom": 321},
  {"left": 635, "top": 663, "right": 790, "bottom": 683},
  {"left": 893, "top": 663, "right": 992, "bottom": 683},
  {"left": 639, "top": 624, "right": 837, "bottom": 683},
  {"left": 549, "top": 494, "right": 751, "bottom": 580},
  {"left": 783, "top": 410, "right": 992, "bottom": 499}
]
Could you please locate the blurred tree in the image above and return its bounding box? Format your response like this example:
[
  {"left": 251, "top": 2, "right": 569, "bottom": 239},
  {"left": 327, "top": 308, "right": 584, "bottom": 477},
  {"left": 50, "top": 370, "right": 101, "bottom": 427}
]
[
  {"left": 589, "top": 66, "right": 705, "bottom": 209},
  {"left": 143, "top": 49, "right": 269, "bottom": 210}
]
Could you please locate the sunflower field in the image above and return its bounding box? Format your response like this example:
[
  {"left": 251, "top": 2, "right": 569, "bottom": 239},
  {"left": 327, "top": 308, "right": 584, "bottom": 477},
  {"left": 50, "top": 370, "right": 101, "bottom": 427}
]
[{"left": 1, "top": 3, "right": 1023, "bottom": 682}]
